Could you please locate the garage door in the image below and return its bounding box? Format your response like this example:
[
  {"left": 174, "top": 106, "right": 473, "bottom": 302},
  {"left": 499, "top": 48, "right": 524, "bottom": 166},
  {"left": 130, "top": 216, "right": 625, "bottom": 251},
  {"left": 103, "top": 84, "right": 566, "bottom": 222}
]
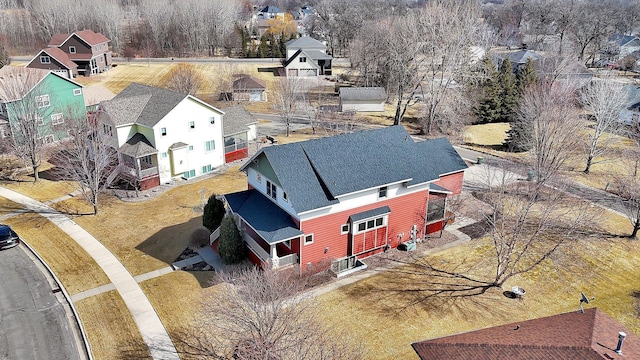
[
  {"left": 299, "top": 68, "right": 317, "bottom": 77},
  {"left": 52, "top": 69, "right": 69, "bottom": 78},
  {"left": 249, "top": 90, "right": 262, "bottom": 102}
]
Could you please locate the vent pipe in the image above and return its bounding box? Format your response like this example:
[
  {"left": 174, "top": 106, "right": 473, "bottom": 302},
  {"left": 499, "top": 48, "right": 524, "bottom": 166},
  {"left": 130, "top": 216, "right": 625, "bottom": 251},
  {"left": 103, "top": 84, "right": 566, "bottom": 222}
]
[{"left": 615, "top": 332, "right": 626, "bottom": 354}]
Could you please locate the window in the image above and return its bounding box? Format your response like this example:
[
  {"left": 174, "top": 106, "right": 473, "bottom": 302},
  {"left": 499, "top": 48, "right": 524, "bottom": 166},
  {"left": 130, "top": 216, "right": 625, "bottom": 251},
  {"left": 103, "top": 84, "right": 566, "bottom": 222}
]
[
  {"left": 189, "top": 121, "right": 195, "bottom": 129},
  {"left": 161, "top": 152, "right": 168, "bottom": 158},
  {"left": 43, "top": 134, "right": 54, "bottom": 144},
  {"left": 426, "top": 196, "right": 446, "bottom": 222},
  {"left": 69, "top": 46, "right": 76, "bottom": 54},
  {"left": 140, "top": 155, "right": 152, "bottom": 165},
  {"left": 378, "top": 186, "right": 388, "bottom": 198},
  {"left": 183, "top": 169, "right": 196, "bottom": 178},
  {"left": 283, "top": 192, "right": 288, "bottom": 202},
  {"left": 161, "top": 127, "right": 167, "bottom": 136},
  {"left": 284, "top": 239, "right": 291, "bottom": 248},
  {"left": 40, "top": 56, "right": 50, "bottom": 64},
  {"left": 299, "top": 57, "right": 307, "bottom": 62},
  {"left": 36, "top": 95, "right": 50, "bottom": 108},
  {"left": 51, "top": 113, "right": 64, "bottom": 125},
  {"left": 205, "top": 140, "right": 215, "bottom": 152},
  {"left": 202, "top": 164, "right": 212, "bottom": 173},
  {"left": 209, "top": 117, "right": 216, "bottom": 125},
  {"left": 103, "top": 124, "right": 113, "bottom": 136},
  {"left": 36, "top": 116, "right": 44, "bottom": 126},
  {"left": 188, "top": 145, "right": 194, "bottom": 151},
  {"left": 73, "top": 88, "right": 82, "bottom": 96},
  {"left": 257, "top": 173, "right": 262, "bottom": 183},
  {"left": 341, "top": 224, "right": 350, "bottom": 234},
  {"left": 266, "top": 180, "right": 277, "bottom": 200},
  {"left": 304, "top": 234, "right": 314, "bottom": 245},
  {"left": 354, "top": 215, "right": 387, "bottom": 234}
]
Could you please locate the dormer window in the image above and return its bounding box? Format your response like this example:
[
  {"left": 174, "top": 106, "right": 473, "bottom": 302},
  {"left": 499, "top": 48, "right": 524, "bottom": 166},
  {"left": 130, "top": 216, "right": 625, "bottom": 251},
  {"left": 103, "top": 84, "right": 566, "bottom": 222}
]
[
  {"left": 299, "top": 57, "right": 307, "bottom": 62},
  {"left": 378, "top": 186, "right": 388, "bottom": 198},
  {"left": 266, "top": 180, "right": 277, "bottom": 200},
  {"left": 69, "top": 46, "right": 76, "bottom": 54},
  {"left": 40, "top": 56, "right": 50, "bottom": 64}
]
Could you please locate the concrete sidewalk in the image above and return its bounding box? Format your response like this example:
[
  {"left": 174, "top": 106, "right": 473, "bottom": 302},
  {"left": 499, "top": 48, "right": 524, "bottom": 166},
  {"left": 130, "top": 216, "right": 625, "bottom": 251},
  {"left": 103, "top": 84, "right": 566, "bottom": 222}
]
[{"left": 0, "top": 187, "right": 179, "bottom": 360}]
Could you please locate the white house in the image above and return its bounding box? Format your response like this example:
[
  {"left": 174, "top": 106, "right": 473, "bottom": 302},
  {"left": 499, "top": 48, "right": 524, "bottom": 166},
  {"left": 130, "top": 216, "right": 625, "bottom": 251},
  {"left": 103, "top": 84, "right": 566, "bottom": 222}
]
[
  {"left": 284, "top": 37, "right": 332, "bottom": 77},
  {"left": 98, "top": 83, "right": 225, "bottom": 190},
  {"left": 339, "top": 87, "right": 387, "bottom": 112}
]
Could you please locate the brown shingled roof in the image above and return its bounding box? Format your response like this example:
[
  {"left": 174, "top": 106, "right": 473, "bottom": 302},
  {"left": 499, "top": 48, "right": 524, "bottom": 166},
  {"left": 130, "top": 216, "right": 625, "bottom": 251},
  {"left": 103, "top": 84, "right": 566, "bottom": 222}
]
[
  {"left": 233, "top": 76, "right": 266, "bottom": 91},
  {"left": 48, "top": 29, "right": 109, "bottom": 47},
  {"left": 48, "top": 33, "right": 69, "bottom": 47},
  {"left": 412, "top": 308, "right": 640, "bottom": 360},
  {"left": 41, "top": 48, "right": 77, "bottom": 69}
]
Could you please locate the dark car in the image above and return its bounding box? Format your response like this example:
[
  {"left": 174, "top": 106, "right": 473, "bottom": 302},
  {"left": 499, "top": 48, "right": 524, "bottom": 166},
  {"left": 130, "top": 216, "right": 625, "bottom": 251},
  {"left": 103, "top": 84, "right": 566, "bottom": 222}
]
[{"left": 0, "top": 224, "right": 19, "bottom": 250}]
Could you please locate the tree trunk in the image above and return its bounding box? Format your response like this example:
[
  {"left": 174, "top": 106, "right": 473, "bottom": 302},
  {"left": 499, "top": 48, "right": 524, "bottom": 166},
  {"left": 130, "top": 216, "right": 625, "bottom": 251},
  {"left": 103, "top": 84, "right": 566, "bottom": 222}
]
[
  {"left": 583, "top": 155, "right": 593, "bottom": 174},
  {"left": 631, "top": 217, "right": 640, "bottom": 238},
  {"left": 32, "top": 165, "right": 39, "bottom": 182}
]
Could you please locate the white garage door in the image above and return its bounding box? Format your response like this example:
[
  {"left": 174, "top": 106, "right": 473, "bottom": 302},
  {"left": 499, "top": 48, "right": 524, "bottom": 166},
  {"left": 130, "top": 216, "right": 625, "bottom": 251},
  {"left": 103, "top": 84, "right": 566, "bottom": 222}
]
[
  {"left": 299, "top": 68, "right": 317, "bottom": 76},
  {"left": 52, "top": 69, "right": 69, "bottom": 78},
  {"left": 249, "top": 90, "right": 262, "bottom": 102}
]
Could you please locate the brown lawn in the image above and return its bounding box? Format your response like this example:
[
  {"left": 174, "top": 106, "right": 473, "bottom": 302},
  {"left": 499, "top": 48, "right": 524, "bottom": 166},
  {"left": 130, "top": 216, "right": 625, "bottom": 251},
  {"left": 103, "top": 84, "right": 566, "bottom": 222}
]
[
  {"left": 3, "top": 212, "right": 110, "bottom": 294},
  {"left": 74, "top": 290, "right": 150, "bottom": 360}
]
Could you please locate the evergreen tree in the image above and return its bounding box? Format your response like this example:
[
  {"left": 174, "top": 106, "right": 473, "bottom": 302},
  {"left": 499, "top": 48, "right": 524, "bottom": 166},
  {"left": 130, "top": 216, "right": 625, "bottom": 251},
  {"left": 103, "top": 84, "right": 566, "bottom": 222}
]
[
  {"left": 504, "top": 116, "right": 533, "bottom": 152},
  {"left": 202, "top": 194, "right": 225, "bottom": 231},
  {"left": 218, "top": 216, "right": 246, "bottom": 264},
  {"left": 278, "top": 34, "right": 287, "bottom": 58},
  {"left": 498, "top": 59, "right": 519, "bottom": 123},
  {"left": 258, "top": 36, "right": 268, "bottom": 58},
  {"left": 474, "top": 56, "right": 502, "bottom": 123},
  {"left": 516, "top": 58, "right": 538, "bottom": 95}
]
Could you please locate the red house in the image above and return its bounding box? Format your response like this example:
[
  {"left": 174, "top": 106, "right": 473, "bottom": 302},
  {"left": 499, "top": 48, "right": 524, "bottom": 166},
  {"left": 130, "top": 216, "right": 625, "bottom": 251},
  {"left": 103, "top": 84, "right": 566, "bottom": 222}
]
[
  {"left": 223, "top": 126, "right": 467, "bottom": 275},
  {"left": 47, "top": 29, "right": 112, "bottom": 76}
]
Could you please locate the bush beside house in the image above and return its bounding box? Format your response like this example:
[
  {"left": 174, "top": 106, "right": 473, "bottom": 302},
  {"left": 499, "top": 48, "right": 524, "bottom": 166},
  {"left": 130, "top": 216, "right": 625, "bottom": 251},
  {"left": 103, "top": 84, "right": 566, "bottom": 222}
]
[
  {"left": 203, "top": 195, "right": 225, "bottom": 231},
  {"left": 218, "top": 217, "right": 246, "bottom": 264}
]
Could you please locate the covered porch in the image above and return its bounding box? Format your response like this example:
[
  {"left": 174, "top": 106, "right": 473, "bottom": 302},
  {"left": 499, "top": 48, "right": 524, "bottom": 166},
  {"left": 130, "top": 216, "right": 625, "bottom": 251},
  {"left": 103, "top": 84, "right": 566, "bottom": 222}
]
[
  {"left": 116, "top": 133, "right": 160, "bottom": 190},
  {"left": 224, "top": 189, "right": 301, "bottom": 269}
]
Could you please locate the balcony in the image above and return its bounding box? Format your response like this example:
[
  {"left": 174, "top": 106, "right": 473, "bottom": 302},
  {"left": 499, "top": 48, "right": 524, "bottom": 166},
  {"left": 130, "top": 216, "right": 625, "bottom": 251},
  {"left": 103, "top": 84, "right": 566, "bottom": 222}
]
[
  {"left": 122, "top": 160, "right": 158, "bottom": 179},
  {"left": 244, "top": 233, "right": 298, "bottom": 269}
]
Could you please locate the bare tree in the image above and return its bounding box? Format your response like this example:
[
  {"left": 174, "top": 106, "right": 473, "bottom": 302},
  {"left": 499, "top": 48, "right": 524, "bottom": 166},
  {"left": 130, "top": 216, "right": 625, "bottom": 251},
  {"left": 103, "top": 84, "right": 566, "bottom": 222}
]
[
  {"left": 516, "top": 82, "right": 583, "bottom": 185},
  {"left": 0, "top": 67, "right": 54, "bottom": 182},
  {"left": 0, "top": 44, "right": 9, "bottom": 68},
  {"left": 51, "top": 113, "right": 118, "bottom": 215},
  {"left": 272, "top": 77, "right": 301, "bottom": 137},
  {"left": 167, "top": 63, "right": 205, "bottom": 95},
  {"left": 580, "top": 79, "right": 628, "bottom": 174},
  {"left": 611, "top": 174, "right": 640, "bottom": 238},
  {"left": 193, "top": 267, "right": 363, "bottom": 360}
]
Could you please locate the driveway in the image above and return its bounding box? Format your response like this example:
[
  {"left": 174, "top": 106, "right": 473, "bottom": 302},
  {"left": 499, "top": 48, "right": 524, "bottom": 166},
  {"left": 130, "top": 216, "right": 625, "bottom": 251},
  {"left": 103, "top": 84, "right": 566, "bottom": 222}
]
[{"left": 0, "top": 245, "right": 82, "bottom": 360}]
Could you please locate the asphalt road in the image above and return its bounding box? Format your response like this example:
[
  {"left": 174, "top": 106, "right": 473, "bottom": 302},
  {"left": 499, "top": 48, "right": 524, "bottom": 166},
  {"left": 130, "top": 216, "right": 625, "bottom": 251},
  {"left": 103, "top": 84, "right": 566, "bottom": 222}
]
[{"left": 0, "top": 245, "right": 81, "bottom": 360}]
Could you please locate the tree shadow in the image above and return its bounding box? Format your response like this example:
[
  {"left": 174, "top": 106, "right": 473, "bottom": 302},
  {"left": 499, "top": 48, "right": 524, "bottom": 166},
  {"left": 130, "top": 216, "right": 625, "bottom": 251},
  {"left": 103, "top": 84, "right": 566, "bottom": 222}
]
[{"left": 135, "top": 216, "right": 215, "bottom": 288}]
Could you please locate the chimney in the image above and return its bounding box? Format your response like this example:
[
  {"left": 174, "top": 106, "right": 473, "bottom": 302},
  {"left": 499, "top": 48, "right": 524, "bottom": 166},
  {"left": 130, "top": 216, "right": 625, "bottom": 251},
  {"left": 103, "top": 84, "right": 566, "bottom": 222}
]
[{"left": 615, "top": 332, "right": 626, "bottom": 354}]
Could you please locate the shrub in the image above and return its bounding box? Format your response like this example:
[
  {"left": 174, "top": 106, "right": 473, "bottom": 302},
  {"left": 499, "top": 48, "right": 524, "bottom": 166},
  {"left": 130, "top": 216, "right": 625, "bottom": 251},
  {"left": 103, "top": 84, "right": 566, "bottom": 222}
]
[
  {"left": 218, "top": 217, "right": 246, "bottom": 264},
  {"left": 203, "top": 194, "right": 225, "bottom": 231},
  {"left": 189, "top": 227, "right": 211, "bottom": 249}
]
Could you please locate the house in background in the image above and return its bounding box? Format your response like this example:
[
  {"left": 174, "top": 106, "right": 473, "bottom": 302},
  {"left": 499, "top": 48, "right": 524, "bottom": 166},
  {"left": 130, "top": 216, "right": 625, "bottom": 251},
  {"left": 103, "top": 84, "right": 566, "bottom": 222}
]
[
  {"left": 221, "top": 105, "right": 258, "bottom": 163},
  {"left": 603, "top": 34, "right": 640, "bottom": 62},
  {"left": 255, "top": 5, "right": 285, "bottom": 20},
  {"left": 48, "top": 29, "right": 112, "bottom": 76},
  {"left": 0, "top": 66, "right": 85, "bottom": 144},
  {"left": 97, "top": 83, "right": 224, "bottom": 190},
  {"left": 494, "top": 49, "right": 543, "bottom": 73},
  {"left": 284, "top": 36, "right": 332, "bottom": 77},
  {"left": 339, "top": 87, "right": 386, "bottom": 112},
  {"left": 232, "top": 76, "right": 267, "bottom": 102},
  {"left": 26, "top": 47, "right": 78, "bottom": 78},
  {"left": 223, "top": 126, "right": 467, "bottom": 275},
  {"left": 412, "top": 308, "right": 640, "bottom": 359}
]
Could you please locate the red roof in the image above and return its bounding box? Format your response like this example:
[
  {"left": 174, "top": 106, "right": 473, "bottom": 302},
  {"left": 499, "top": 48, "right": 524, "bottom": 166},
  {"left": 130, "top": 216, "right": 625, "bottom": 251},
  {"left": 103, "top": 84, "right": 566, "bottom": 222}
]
[
  {"left": 48, "top": 29, "right": 110, "bottom": 47},
  {"left": 75, "top": 29, "right": 110, "bottom": 45},
  {"left": 40, "top": 48, "right": 77, "bottom": 69},
  {"left": 412, "top": 308, "right": 640, "bottom": 360}
]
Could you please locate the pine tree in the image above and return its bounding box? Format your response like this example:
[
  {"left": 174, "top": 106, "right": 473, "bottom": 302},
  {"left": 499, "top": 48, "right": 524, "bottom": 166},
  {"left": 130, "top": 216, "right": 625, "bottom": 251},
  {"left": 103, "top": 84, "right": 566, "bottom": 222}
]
[
  {"left": 516, "top": 58, "right": 538, "bottom": 95},
  {"left": 504, "top": 116, "right": 533, "bottom": 152},
  {"left": 474, "top": 56, "right": 502, "bottom": 124},
  {"left": 218, "top": 216, "right": 246, "bottom": 264},
  {"left": 498, "top": 59, "right": 519, "bottom": 123},
  {"left": 258, "top": 36, "right": 268, "bottom": 58}
]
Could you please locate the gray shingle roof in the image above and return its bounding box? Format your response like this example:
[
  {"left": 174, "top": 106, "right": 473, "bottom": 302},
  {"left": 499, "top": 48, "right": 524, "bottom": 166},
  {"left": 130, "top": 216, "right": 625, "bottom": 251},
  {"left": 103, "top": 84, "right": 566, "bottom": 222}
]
[
  {"left": 119, "top": 133, "right": 157, "bottom": 157},
  {"left": 304, "top": 50, "right": 332, "bottom": 60},
  {"left": 242, "top": 126, "right": 467, "bottom": 214},
  {"left": 349, "top": 206, "right": 391, "bottom": 222},
  {"left": 105, "top": 83, "right": 187, "bottom": 128},
  {"left": 225, "top": 189, "right": 303, "bottom": 244},
  {"left": 221, "top": 105, "right": 258, "bottom": 136},
  {"left": 340, "top": 87, "right": 386, "bottom": 101},
  {"left": 285, "top": 36, "right": 325, "bottom": 50}
]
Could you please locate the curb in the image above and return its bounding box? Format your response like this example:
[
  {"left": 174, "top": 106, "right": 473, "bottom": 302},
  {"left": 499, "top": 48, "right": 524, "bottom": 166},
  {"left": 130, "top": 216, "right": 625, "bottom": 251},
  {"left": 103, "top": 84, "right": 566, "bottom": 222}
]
[{"left": 20, "top": 239, "right": 93, "bottom": 360}]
